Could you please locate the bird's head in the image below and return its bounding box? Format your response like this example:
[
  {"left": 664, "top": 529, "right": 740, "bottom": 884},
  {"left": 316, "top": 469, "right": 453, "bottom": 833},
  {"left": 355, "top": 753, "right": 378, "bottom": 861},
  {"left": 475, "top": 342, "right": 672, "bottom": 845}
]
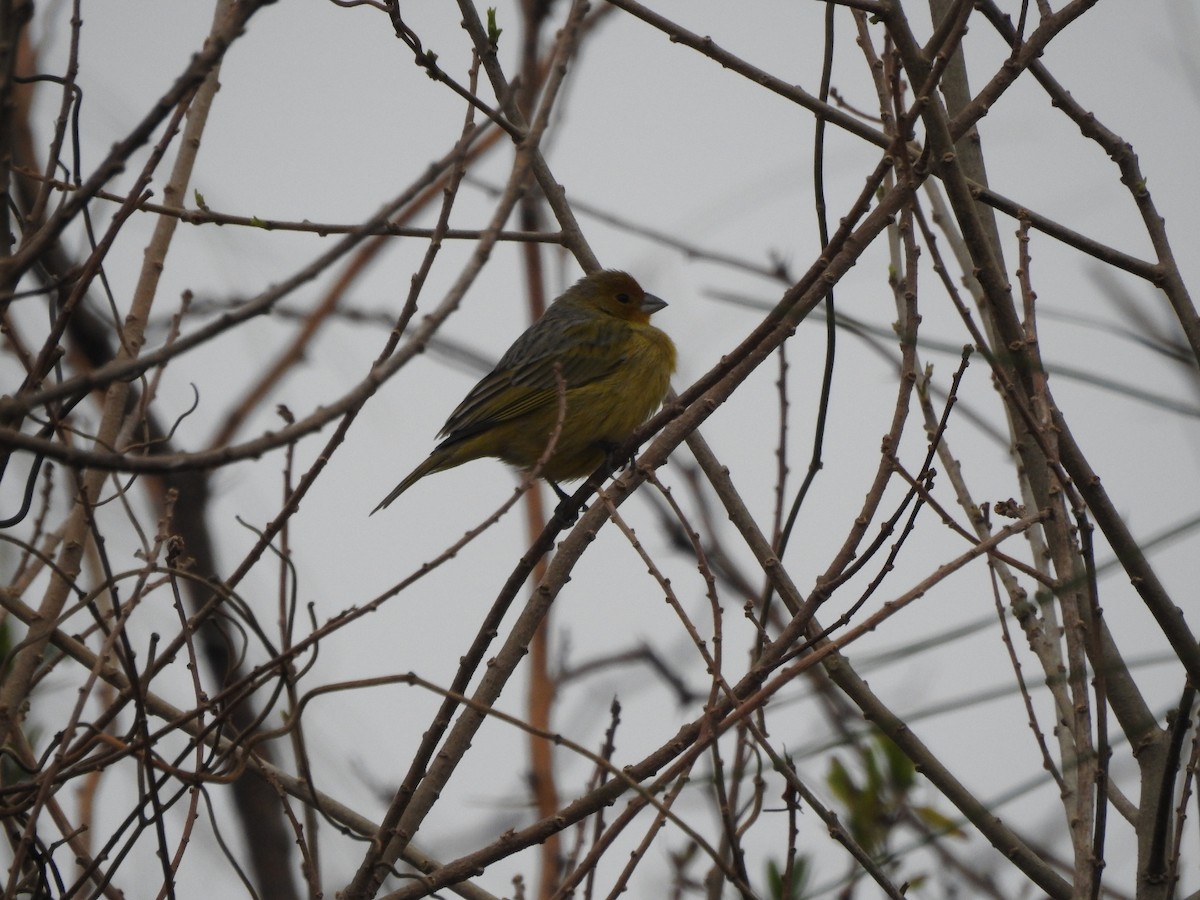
[{"left": 565, "top": 270, "right": 668, "bottom": 324}]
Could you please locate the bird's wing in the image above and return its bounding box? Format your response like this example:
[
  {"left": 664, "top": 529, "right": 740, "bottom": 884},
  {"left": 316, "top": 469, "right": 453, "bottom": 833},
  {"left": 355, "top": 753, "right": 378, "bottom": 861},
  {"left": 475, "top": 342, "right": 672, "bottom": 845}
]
[{"left": 437, "top": 313, "right": 628, "bottom": 442}]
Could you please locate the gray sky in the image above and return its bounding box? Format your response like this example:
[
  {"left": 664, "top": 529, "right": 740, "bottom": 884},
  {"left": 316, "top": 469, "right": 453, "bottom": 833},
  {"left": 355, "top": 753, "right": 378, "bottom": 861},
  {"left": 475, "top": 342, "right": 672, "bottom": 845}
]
[{"left": 7, "top": 1, "right": 1199, "bottom": 896}]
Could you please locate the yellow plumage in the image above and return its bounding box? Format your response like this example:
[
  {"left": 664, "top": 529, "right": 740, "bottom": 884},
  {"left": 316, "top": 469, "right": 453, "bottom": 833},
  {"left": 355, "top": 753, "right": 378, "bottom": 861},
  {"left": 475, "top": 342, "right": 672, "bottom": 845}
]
[{"left": 372, "top": 270, "right": 676, "bottom": 513}]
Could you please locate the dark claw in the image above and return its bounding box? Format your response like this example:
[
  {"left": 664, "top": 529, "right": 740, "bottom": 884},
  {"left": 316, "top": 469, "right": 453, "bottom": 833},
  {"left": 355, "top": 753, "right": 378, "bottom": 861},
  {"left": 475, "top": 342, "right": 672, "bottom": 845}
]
[
  {"left": 599, "top": 441, "right": 636, "bottom": 473},
  {"left": 548, "top": 481, "right": 588, "bottom": 525},
  {"left": 554, "top": 496, "right": 580, "bottom": 525}
]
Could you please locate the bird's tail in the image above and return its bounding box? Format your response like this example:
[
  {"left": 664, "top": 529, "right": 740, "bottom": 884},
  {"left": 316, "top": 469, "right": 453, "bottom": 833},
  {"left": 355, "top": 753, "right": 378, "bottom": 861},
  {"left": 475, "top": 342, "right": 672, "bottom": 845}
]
[{"left": 370, "top": 450, "right": 452, "bottom": 515}]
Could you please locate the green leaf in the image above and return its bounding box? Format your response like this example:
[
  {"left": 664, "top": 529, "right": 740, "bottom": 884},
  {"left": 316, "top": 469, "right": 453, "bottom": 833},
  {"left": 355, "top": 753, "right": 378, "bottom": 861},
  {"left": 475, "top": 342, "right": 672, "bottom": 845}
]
[
  {"left": 914, "top": 804, "right": 966, "bottom": 838},
  {"left": 486, "top": 7, "right": 502, "bottom": 48},
  {"left": 827, "top": 756, "right": 857, "bottom": 805},
  {"left": 862, "top": 740, "right": 885, "bottom": 793},
  {"left": 880, "top": 734, "right": 916, "bottom": 793},
  {"left": 765, "top": 856, "right": 810, "bottom": 900},
  {"left": 766, "top": 859, "right": 783, "bottom": 898}
]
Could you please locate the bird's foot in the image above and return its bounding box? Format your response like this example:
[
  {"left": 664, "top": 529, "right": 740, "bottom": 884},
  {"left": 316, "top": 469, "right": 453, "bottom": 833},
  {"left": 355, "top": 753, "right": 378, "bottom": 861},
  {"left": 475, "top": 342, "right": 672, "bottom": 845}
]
[
  {"left": 549, "top": 480, "right": 587, "bottom": 525},
  {"left": 600, "top": 441, "right": 636, "bottom": 474}
]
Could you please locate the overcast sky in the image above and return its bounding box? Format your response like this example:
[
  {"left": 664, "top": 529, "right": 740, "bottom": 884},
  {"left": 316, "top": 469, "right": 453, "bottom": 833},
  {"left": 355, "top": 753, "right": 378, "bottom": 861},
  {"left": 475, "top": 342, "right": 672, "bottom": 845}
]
[{"left": 8, "top": 1, "right": 1200, "bottom": 896}]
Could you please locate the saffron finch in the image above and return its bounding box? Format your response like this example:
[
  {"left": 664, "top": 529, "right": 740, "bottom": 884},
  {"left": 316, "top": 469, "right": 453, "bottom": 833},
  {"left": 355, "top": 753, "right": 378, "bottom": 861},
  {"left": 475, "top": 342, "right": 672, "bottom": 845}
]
[{"left": 373, "top": 270, "right": 676, "bottom": 513}]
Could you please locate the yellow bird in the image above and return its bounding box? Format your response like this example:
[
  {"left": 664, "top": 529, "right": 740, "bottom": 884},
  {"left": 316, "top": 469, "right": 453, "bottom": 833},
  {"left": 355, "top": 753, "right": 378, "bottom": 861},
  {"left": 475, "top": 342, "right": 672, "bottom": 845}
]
[{"left": 372, "top": 270, "right": 676, "bottom": 513}]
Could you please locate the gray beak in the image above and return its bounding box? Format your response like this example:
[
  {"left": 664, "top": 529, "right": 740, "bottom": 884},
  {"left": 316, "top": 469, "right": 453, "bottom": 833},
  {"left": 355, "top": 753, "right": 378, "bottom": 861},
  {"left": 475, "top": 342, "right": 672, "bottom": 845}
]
[{"left": 642, "top": 294, "right": 668, "bottom": 314}]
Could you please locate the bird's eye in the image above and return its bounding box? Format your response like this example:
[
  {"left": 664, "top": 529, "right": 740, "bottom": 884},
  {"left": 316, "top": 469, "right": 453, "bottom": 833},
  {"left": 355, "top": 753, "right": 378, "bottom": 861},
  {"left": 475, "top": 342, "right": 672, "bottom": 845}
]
[{"left": 615, "top": 293, "right": 631, "bottom": 304}]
